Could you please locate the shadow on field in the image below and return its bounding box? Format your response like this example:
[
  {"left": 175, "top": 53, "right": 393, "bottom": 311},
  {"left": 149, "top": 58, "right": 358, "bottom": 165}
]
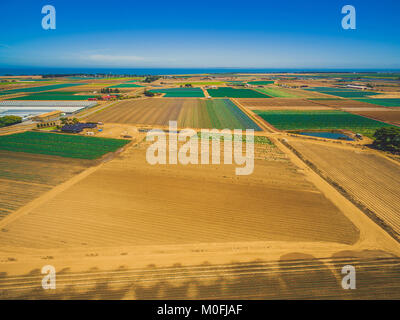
[{"left": 1, "top": 250, "right": 400, "bottom": 299}]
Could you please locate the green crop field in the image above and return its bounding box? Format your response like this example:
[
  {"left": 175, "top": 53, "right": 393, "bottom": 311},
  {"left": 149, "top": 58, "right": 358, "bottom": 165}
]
[
  {"left": 150, "top": 88, "right": 205, "bottom": 97},
  {"left": 0, "top": 83, "right": 87, "bottom": 96},
  {"left": 107, "top": 83, "right": 144, "bottom": 88},
  {"left": 178, "top": 99, "right": 262, "bottom": 130},
  {"left": 185, "top": 99, "right": 262, "bottom": 130},
  {"left": 255, "top": 87, "right": 300, "bottom": 98},
  {"left": 323, "top": 91, "right": 382, "bottom": 98},
  {"left": 175, "top": 82, "right": 226, "bottom": 86},
  {"left": 305, "top": 87, "right": 381, "bottom": 98},
  {"left": 254, "top": 110, "right": 395, "bottom": 137},
  {"left": 247, "top": 81, "right": 274, "bottom": 85},
  {"left": 0, "top": 131, "right": 130, "bottom": 159},
  {"left": 353, "top": 98, "right": 400, "bottom": 107},
  {"left": 207, "top": 87, "right": 270, "bottom": 98},
  {"left": 8, "top": 91, "right": 98, "bottom": 100}
]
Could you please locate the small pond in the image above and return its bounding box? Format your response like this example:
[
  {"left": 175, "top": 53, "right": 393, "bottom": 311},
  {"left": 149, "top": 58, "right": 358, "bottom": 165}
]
[{"left": 297, "top": 131, "right": 354, "bottom": 141}]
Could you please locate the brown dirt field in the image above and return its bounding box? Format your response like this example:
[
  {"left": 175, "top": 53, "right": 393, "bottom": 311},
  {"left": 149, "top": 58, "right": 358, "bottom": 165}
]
[
  {"left": 0, "top": 140, "right": 359, "bottom": 249},
  {"left": 347, "top": 110, "right": 400, "bottom": 125},
  {"left": 288, "top": 140, "right": 400, "bottom": 240},
  {"left": 238, "top": 98, "right": 326, "bottom": 108},
  {"left": 86, "top": 98, "right": 187, "bottom": 126},
  {"left": 0, "top": 151, "right": 92, "bottom": 220},
  {"left": 1, "top": 133, "right": 400, "bottom": 299}
]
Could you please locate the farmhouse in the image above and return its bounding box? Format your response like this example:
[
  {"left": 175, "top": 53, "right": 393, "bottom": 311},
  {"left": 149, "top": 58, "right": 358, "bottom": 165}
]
[{"left": 32, "top": 110, "right": 62, "bottom": 122}]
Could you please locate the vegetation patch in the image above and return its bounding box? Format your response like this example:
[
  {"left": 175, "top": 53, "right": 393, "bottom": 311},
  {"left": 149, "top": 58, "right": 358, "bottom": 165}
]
[
  {"left": 107, "top": 83, "right": 143, "bottom": 88},
  {"left": 255, "top": 87, "right": 300, "bottom": 98},
  {"left": 207, "top": 87, "right": 270, "bottom": 98},
  {"left": 0, "top": 131, "right": 130, "bottom": 159},
  {"left": 8, "top": 91, "right": 98, "bottom": 100},
  {"left": 0, "top": 83, "right": 86, "bottom": 96},
  {"left": 254, "top": 110, "right": 395, "bottom": 137},
  {"left": 247, "top": 81, "right": 274, "bottom": 85},
  {"left": 373, "top": 127, "right": 400, "bottom": 153},
  {"left": 353, "top": 98, "right": 400, "bottom": 107},
  {"left": 0, "top": 115, "right": 22, "bottom": 128},
  {"left": 305, "top": 87, "right": 381, "bottom": 98},
  {"left": 150, "top": 88, "right": 205, "bottom": 97}
]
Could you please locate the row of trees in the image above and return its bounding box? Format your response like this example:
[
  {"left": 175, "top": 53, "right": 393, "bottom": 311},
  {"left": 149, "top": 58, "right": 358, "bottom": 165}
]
[
  {"left": 144, "top": 90, "right": 156, "bottom": 97},
  {"left": 36, "top": 122, "right": 58, "bottom": 128},
  {"left": 60, "top": 117, "right": 79, "bottom": 125},
  {"left": 143, "top": 76, "right": 161, "bottom": 83},
  {"left": 100, "top": 88, "right": 120, "bottom": 94},
  {"left": 373, "top": 127, "right": 400, "bottom": 154},
  {"left": 0, "top": 115, "right": 22, "bottom": 128}
]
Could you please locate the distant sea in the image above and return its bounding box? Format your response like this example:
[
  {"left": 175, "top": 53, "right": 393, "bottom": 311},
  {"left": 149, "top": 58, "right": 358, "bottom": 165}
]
[{"left": 1, "top": 67, "right": 400, "bottom": 76}]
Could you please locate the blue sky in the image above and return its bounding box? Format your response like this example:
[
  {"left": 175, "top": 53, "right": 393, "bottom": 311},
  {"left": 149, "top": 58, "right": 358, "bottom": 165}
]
[{"left": 0, "top": 0, "right": 399, "bottom": 69}]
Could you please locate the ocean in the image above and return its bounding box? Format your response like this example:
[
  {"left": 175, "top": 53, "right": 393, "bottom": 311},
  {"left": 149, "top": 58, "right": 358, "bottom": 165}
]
[{"left": 1, "top": 67, "right": 400, "bottom": 76}]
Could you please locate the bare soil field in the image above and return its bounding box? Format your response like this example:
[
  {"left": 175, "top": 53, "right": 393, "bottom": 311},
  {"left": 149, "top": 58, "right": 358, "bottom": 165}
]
[
  {"left": 86, "top": 98, "right": 261, "bottom": 130},
  {"left": 1, "top": 133, "right": 400, "bottom": 298},
  {"left": 348, "top": 110, "right": 400, "bottom": 125},
  {"left": 288, "top": 140, "right": 400, "bottom": 241},
  {"left": 0, "top": 151, "right": 92, "bottom": 220},
  {"left": 0, "top": 139, "right": 359, "bottom": 249},
  {"left": 238, "top": 98, "right": 329, "bottom": 108},
  {"left": 87, "top": 98, "right": 187, "bottom": 126}
]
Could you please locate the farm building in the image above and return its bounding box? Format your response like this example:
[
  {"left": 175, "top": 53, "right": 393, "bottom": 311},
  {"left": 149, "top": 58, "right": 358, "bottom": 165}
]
[
  {"left": 61, "top": 122, "right": 97, "bottom": 133},
  {"left": 32, "top": 110, "right": 62, "bottom": 122}
]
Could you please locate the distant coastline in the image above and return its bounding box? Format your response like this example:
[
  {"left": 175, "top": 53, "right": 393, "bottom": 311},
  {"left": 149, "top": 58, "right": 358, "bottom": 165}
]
[{"left": 1, "top": 67, "right": 400, "bottom": 76}]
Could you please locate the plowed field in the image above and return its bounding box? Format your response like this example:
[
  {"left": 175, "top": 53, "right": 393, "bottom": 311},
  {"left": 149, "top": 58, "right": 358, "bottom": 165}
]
[
  {"left": 87, "top": 99, "right": 261, "bottom": 130},
  {"left": 0, "top": 151, "right": 91, "bottom": 220},
  {"left": 289, "top": 140, "right": 400, "bottom": 240}
]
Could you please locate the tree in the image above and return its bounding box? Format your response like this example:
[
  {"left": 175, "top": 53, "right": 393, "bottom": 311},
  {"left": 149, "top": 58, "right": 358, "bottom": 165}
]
[
  {"left": 373, "top": 127, "right": 400, "bottom": 153},
  {"left": 144, "top": 90, "right": 155, "bottom": 97},
  {"left": 0, "top": 115, "right": 22, "bottom": 128},
  {"left": 143, "top": 76, "right": 160, "bottom": 83}
]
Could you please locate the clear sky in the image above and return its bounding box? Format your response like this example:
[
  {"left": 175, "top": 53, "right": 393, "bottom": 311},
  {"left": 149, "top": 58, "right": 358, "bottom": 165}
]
[{"left": 1, "top": 0, "right": 399, "bottom": 69}]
